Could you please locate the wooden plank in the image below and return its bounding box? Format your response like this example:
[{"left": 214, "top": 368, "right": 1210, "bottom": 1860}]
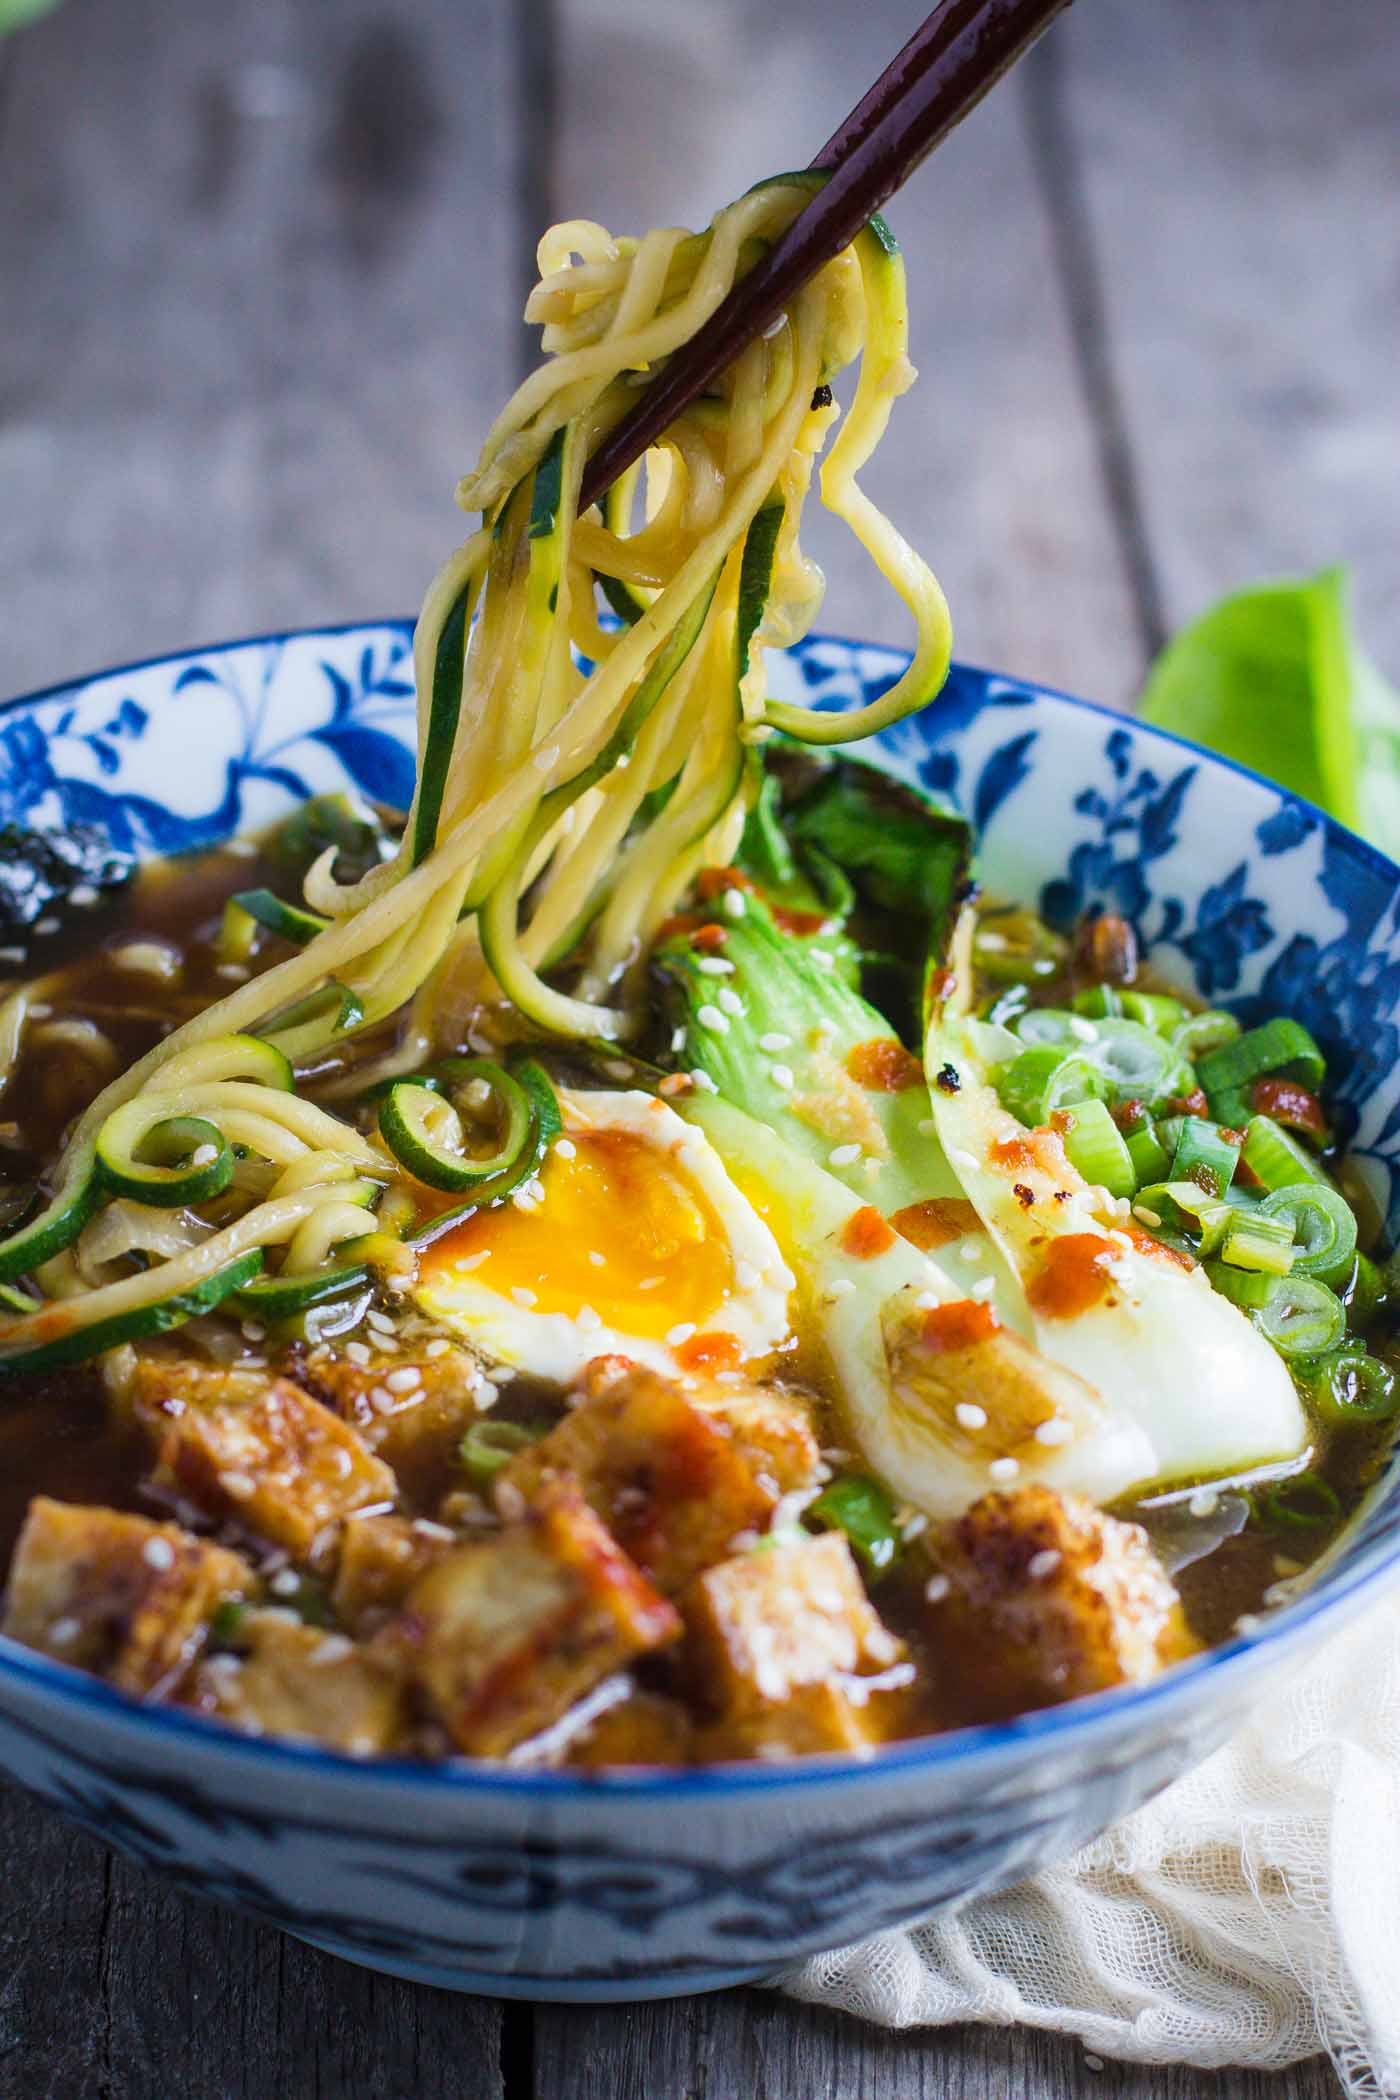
[
  {"left": 1052, "top": 0, "right": 1400, "bottom": 678},
  {"left": 532, "top": 1993, "right": 1342, "bottom": 2099},
  {"left": 0, "top": 1776, "right": 505, "bottom": 2100},
  {"left": 552, "top": 0, "right": 1142, "bottom": 703},
  {"left": 0, "top": 0, "right": 519, "bottom": 698}
]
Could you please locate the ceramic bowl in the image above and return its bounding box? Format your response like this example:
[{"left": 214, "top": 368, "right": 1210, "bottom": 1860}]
[{"left": 1, "top": 623, "right": 1398, "bottom": 2000}]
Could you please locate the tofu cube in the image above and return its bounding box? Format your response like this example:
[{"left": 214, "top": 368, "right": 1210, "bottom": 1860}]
[
  {"left": 188, "top": 1608, "right": 404, "bottom": 1756},
  {"left": 502, "top": 1359, "right": 776, "bottom": 1592},
  {"left": 331, "top": 1511, "right": 456, "bottom": 1631},
  {"left": 389, "top": 1476, "right": 680, "bottom": 1756},
  {"left": 684, "top": 1532, "right": 906, "bottom": 1758},
  {"left": 303, "top": 1344, "right": 485, "bottom": 1502},
  {"left": 2, "top": 1496, "right": 250, "bottom": 1697},
  {"left": 931, "top": 1483, "right": 1189, "bottom": 1711},
  {"left": 144, "top": 1373, "right": 396, "bottom": 1563}
]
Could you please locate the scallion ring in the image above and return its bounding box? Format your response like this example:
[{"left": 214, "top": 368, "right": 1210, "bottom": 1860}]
[
  {"left": 1253, "top": 1274, "right": 1346, "bottom": 1359},
  {"left": 1291, "top": 1343, "right": 1399, "bottom": 1426},
  {"left": 1258, "top": 1183, "right": 1357, "bottom": 1286}
]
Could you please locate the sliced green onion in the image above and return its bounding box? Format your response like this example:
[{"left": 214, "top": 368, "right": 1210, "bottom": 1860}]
[
  {"left": 807, "top": 1474, "right": 902, "bottom": 1575},
  {"left": 460, "top": 1418, "right": 546, "bottom": 1492},
  {"left": 1204, "top": 1260, "right": 1276, "bottom": 1311},
  {"left": 1083, "top": 1020, "right": 1193, "bottom": 1107},
  {"left": 1013, "top": 1008, "right": 1088, "bottom": 1050},
  {"left": 1253, "top": 1274, "right": 1346, "bottom": 1359},
  {"left": 1125, "top": 1121, "right": 1170, "bottom": 1188},
  {"left": 1258, "top": 1183, "right": 1357, "bottom": 1285},
  {"left": 1057, "top": 1098, "right": 1135, "bottom": 1197},
  {"left": 1169, "top": 1117, "right": 1242, "bottom": 1199},
  {"left": 1171, "top": 1009, "right": 1241, "bottom": 1060},
  {"left": 1219, "top": 1212, "right": 1296, "bottom": 1276},
  {"left": 1196, "top": 1016, "right": 1325, "bottom": 1095},
  {"left": 1240, "top": 1114, "right": 1332, "bottom": 1193},
  {"left": 1343, "top": 1252, "right": 1388, "bottom": 1331},
  {"left": 995, "top": 1046, "right": 1105, "bottom": 1128},
  {"left": 1122, "top": 992, "right": 1186, "bottom": 1033},
  {"left": 1136, "top": 1180, "right": 1233, "bottom": 1254},
  {"left": 1256, "top": 1471, "right": 1342, "bottom": 1530},
  {"left": 1072, "top": 985, "right": 1123, "bottom": 1020},
  {"left": 1291, "top": 1344, "right": 1398, "bottom": 1426}
]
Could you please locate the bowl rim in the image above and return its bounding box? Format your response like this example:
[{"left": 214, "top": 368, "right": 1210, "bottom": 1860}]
[{"left": 2, "top": 619, "right": 1398, "bottom": 1803}]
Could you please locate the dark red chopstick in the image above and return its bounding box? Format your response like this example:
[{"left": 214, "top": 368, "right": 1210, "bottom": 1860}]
[{"left": 577, "top": 0, "right": 1072, "bottom": 515}]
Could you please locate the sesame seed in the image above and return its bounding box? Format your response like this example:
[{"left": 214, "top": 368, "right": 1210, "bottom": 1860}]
[
  {"left": 924, "top": 1573, "right": 951, "bottom": 1604},
  {"left": 1132, "top": 1205, "right": 1162, "bottom": 1228},
  {"left": 604, "top": 1059, "right": 633, "bottom": 1081},
  {"left": 586, "top": 1249, "right": 606, "bottom": 1268},
  {"left": 810, "top": 948, "right": 835, "bottom": 969},
  {"left": 577, "top": 1306, "right": 602, "bottom": 1332},
  {"left": 829, "top": 1143, "right": 861, "bottom": 1167},
  {"left": 1028, "top": 1549, "right": 1062, "bottom": 1580},
  {"left": 968, "top": 1276, "right": 997, "bottom": 1301},
  {"left": 639, "top": 1275, "right": 664, "bottom": 1289},
  {"left": 217, "top": 963, "right": 250, "bottom": 981},
  {"left": 491, "top": 1365, "right": 517, "bottom": 1382},
  {"left": 989, "top": 1456, "right": 1020, "bottom": 1482},
  {"left": 48, "top": 1616, "right": 80, "bottom": 1647},
  {"left": 689, "top": 1069, "right": 718, "bottom": 1093},
  {"left": 190, "top": 1142, "right": 219, "bottom": 1166},
  {"left": 768, "top": 1062, "right": 795, "bottom": 1090},
  {"left": 220, "top": 1470, "right": 256, "bottom": 1501},
  {"left": 367, "top": 1309, "right": 396, "bottom": 1335},
  {"left": 955, "top": 1402, "right": 987, "bottom": 1430},
  {"left": 35, "top": 916, "right": 60, "bottom": 936},
  {"left": 496, "top": 1481, "right": 527, "bottom": 1521},
  {"left": 424, "top": 1338, "right": 451, "bottom": 1357},
  {"left": 327, "top": 1447, "right": 352, "bottom": 1478},
  {"left": 385, "top": 1366, "right": 421, "bottom": 1393},
  {"left": 1035, "top": 1417, "right": 1072, "bottom": 1447},
  {"left": 511, "top": 1189, "right": 539, "bottom": 1212},
  {"left": 533, "top": 743, "right": 560, "bottom": 773},
  {"left": 344, "top": 1341, "right": 372, "bottom": 1367},
  {"left": 899, "top": 1512, "right": 929, "bottom": 1541},
  {"left": 958, "top": 1238, "right": 981, "bottom": 1261},
  {"left": 310, "top": 1634, "right": 354, "bottom": 1667},
  {"left": 270, "top": 1568, "right": 301, "bottom": 1596},
  {"left": 696, "top": 1004, "right": 729, "bottom": 1034},
  {"left": 554, "top": 1137, "right": 577, "bottom": 1159},
  {"left": 414, "top": 1518, "right": 457, "bottom": 1542},
  {"left": 454, "top": 1250, "right": 489, "bottom": 1273},
  {"left": 914, "top": 1290, "right": 942, "bottom": 1310},
  {"left": 758, "top": 1032, "right": 792, "bottom": 1052},
  {"left": 141, "top": 1536, "right": 176, "bottom": 1571},
  {"left": 658, "top": 1072, "right": 692, "bottom": 1097},
  {"left": 717, "top": 985, "right": 744, "bottom": 1017},
  {"left": 666, "top": 1321, "right": 697, "bottom": 1346},
  {"left": 976, "top": 930, "right": 1008, "bottom": 951},
  {"left": 241, "top": 1321, "right": 266, "bottom": 1343},
  {"left": 69, "top": 884, "right": 99, "bottom": 907},
  {"left": 1068, "top": 1017, "right": 1098, "bottom": 1042},
  {"left": 369, "top": 1387, "right": 395, "bottom": 1414},
  {"left": 828, "top": 1278, "right": 855, "bottom": 1298},
  {"left": 671, "top": 1025, "right": 687, "bottom": 1053},
  {"left": 696, "top": 955, "right": 735, "bottom": 977},
  {"left": 949, "top": 1147, "right": 979, "bottom": 1172},
  {"left": 0, "top": 946, "right": 25, "bottom": 965},
  {"left": 1188, "top": 1487, "right": 1219, "bottom": 1518},
  {"left": 722, "top": 888, "right": 746, "bottom": 919},
  {"left": 27, "top": 1002, "right": 51, "bottom": 1019},
  {"left": 510, "top": 1286, "right": 538, "bottom": 1308}
]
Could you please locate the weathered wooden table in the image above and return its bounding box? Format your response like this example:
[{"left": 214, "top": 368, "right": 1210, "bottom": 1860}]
[{"left": 2, "top": 0, "right": 1395, "bottom": 2091}]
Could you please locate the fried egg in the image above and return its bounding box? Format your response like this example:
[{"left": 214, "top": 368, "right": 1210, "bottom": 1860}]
[{"left": 412, "top": 1089, "right": 794, "bottom": 1382}]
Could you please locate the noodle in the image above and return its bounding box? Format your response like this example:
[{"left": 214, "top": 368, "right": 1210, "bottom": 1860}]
[{"left": 0, "top": 174, "right": 951, "bottom": 1358}]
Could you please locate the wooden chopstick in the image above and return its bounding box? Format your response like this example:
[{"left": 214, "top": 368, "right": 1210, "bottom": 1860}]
[{"left": 577, "top": 0, "right": 1073, "bottom": 514}]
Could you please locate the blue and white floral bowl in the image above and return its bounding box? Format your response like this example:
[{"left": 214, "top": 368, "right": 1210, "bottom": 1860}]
[{"left": 2, "top": 622, "right": 1399, "bottom": 1999}]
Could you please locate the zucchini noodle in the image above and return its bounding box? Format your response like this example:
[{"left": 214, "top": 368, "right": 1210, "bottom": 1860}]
[{"left": 0, "top": 173, "right": 951, "bottom": 1365}]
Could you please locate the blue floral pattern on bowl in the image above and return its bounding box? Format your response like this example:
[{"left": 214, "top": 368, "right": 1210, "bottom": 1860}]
[{"left": 2, "top": 622, "right": 1399, "bottom": 2000}]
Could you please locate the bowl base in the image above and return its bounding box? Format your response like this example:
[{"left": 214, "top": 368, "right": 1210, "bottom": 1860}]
[{"left": 286, "top": 1927, "right": 775, "bottom": 2000}]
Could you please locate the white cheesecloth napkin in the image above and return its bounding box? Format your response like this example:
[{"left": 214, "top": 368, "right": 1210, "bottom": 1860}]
[{"left": 775, "top": 1589, "right": 1400, "bottom": 2097}]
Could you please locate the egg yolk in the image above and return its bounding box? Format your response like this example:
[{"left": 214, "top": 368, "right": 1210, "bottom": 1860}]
[{"left": 424, "top": 1128, "right": 736, "bottom": 1340}]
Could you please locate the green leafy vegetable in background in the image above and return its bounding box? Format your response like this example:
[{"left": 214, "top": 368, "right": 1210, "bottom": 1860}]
[
  {"left": 1140, "top": 566, "right": 1400, "bottom": 856},
  {"left": 0, "top": 0, "right": 63, "bottom": 30}
]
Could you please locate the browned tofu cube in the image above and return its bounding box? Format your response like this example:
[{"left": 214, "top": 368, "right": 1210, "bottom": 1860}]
[
  {"left": 691, "top": 1380, "right": 822, "bottom": 1496},
  {"left": 187, "top": 1609, "right": 404, "bottom": 1755},
  {"left": 331, "top": 1511, "right": 456, "bottom": 1631},
  {"left": 2, "top": 1497, "right": 251, "bottom": 1697},
  {"left": 931, "top": 1484, "right": 1190, "bottom": 1714},
  {"left": 569, "top": 1690, "right": 694, "bottom": 1770},
  {"left": 144, "top": 1374, "right": 396, "bottom": 1563},
  {"left": 501, "top": 1358, "right": 776, "bottom": 1592},
  {"left": 684, "top": 1533, "right": 906, "bottom": 1758},
  {"left": 302, "top": 1344, "right": 484, "bottom": 1503},
  {"left": 387, "top": 1476, "right": 681, "bottom": 1756}
]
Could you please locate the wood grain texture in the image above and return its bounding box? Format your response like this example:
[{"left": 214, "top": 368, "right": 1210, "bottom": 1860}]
[
  {"left": 1054, "top": 0, "right": 1400, "bottom": 679},
  {"left": 531, "top": 1993, "right": 1341, "bottom": 2099},
  {"left": 0, "top": 0, "right": 518, "bottom": 696},
  {"left": 553, "top": 0, "right": 1142, "bottom": 704}
]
